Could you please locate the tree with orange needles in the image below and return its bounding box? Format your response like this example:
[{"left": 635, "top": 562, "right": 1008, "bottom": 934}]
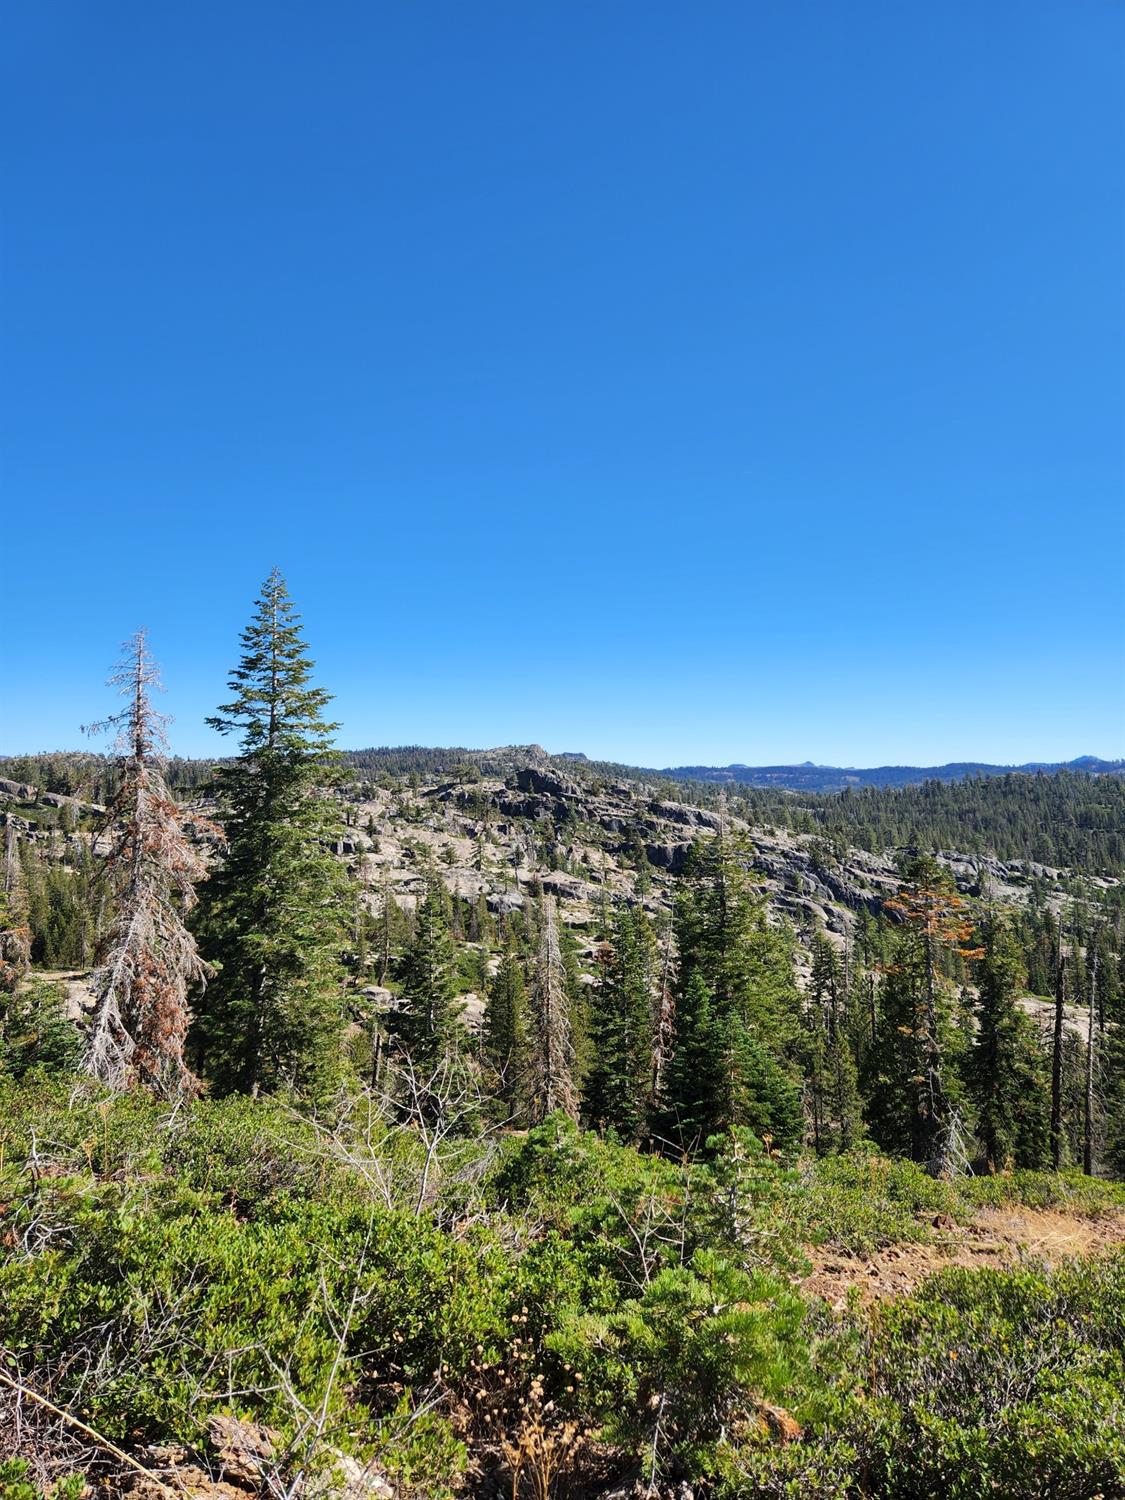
[{"left": 82, "top": 632, "right": 211, "bottom": 1096}]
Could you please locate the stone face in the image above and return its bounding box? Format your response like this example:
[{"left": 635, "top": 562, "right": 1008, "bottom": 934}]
[
  {"left": 0, "top": 777, "right": 36, "bottom": 800},
  {"left": 515, "top": 766, "right": 580, "bottom": 800},
  {"left": 539, "top": 870, "right": 591, "bottom": 901},
  {"left": 15, "top": 749, "right": 1087, "bottom": 1053},
  {"left": 649, "top": 800, "right": 722, "bottom": 831},
  {"left": 39, "top": 791, "right": 106, "bottom": 816},
  {"left": 496, "top": 792, "right": 552, "bottom": 820},
  {"left": 646, "top": 841, "right": 692, "bottom": 873},
  {"left": 487, "top": 890, "right": 525, "bottom": 915}
]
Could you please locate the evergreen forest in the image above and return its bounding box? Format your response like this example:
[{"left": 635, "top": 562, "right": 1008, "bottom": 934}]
[{"left": 2, "top": 573, "right": 1125, "bottom": 1500}]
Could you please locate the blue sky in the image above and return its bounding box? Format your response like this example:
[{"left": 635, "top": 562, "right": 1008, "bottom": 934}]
[{"left": 3, "top": 2, "right": 1123, "bottom": 766}]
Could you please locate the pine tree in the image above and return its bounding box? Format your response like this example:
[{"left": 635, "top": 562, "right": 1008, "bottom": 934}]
[
  {"left": 675, "top": 834, "right": 799, "bottom": 1049},
  {"left": 193, "top": 571, "right": 352, "bottom": 1098},
  {"left": 395, "top": 873, "right": 461, "bottom": 1072},
  {"left": 659, "top": 970, "right": 722, "bottom": 1148},
  {"left": 808, "top": 934, "right": 841, "bottom": 1038},
  {"left": 1, "top": 975, "right": 81, "bottom": 1079},
  {"left": 483, "top": 938, "right": 531, "bottom": 1122},
  {"left": 798, "top": 1001, "right": 830, "bottom": 1153},
  {"left": 878, "top": 856, "right": 982, "bottom": 1170},
  {"left": 1103, "top": 921, "right": 1125, "bottom": 1177},
  {"left": 966, "top": 918, "right": 1050, "bottom": 1169},
  {"left": 827, "top": 1025, "right": 862, "bottom": 1151},
  {"left": 584, "top": 906, "right": 657, "bottom": 1143},
  {"left": 662, "top": 833, "right": 802, "bottom": 1150},
  {"left": 83, "top": 631, "right": 209, "bottom": 1096}
]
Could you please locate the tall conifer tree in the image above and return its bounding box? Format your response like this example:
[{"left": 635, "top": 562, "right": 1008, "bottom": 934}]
[
  {"left": 967, "top": 918, "right": 1050, "bottom": 1169},
  {"left": 869, "top": 857, "right": 981, "bottom": 1169},
  {"left": 395, "top": 873, "right": 461, "bottom": 1072},
  {"left": 483, "top": 937, "right": 531, "bottom": 1122},
  {"left": 193, "top": 571, "right": 352, "bottom": 1097},
  {"left": 584, "top": 906, "right": 657, "bottom": 1142},
  {"left": 528, "top": 897, "right": 578, "bottom": 1121},
  {"left": 662, "top": 834, "right": 802, "bottom": 1149},
  {"left": 0, "top": 822, "right": 31, "bottom": 995}
]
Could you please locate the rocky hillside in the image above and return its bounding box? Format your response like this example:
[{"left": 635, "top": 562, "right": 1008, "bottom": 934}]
[
  {"left": 4, "top": 747, "right": 1115, "bottom": 1033},
  {"left": 337, "top": 753, "right": 1113, "bottom": 1031}
]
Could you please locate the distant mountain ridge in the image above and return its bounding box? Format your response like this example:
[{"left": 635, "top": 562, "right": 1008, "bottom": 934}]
[{"left": 657, "top": 756, "right": 1125, "bottom": 792}]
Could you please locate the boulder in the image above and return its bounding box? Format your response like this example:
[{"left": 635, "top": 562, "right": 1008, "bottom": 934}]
[
  {"left": 39, "top": 791, "right": 106, "bottom": 816},
  {"left": 540, "top": 870, "right": 587, "bottom": 901},
  {"left": 0, "top": 777, "right": 35, "bottom": 800},
  {"left": 516, "top": 766, "right": 580, "bottom": 800},
  {"left": 645, "top": 842, "right": 692, "bottom": 874},
  {"left": 486, "top": 890, "right": 525, "bottom": 916},
  {"left": 649, "top": 800, "right": 722, "bottom": 831}
]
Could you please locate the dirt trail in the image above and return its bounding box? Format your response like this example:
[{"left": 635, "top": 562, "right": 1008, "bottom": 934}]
[{"left": 804, "top": 1204, "right": 1125, "bottom": 1307}]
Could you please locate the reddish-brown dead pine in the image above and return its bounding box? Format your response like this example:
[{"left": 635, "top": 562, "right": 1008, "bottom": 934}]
[{"left": 83, "top": 631, "right": 211, "bottom": 1097}]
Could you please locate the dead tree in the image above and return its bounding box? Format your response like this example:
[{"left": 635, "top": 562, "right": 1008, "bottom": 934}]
[
  {"left": 1083, "top": 944, "right": 1099, "bottom": 1176},
  {"left": 1050, "top": 910, "right": 1066, "bottom": 1170},
  {"left": 650, "top": 913, "right": 676, "bottom": 1108},
  {"left": 528, "top": 897, "right": 577, "bottom": 1121},
  {"left": 83, "top": 631, "right": 210, "bottom": 1096},
  {"left": 0, "top": 821, "right": 32, "bottom": 993}
]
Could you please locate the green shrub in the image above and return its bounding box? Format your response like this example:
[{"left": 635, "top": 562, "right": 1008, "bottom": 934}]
[
  {"left": 959, "top": 1167, "right": 1125, "bottom": 1217},
  {"left": 550, "top": 1249, "right": 809, "bottom": 1484},
  {"left": 795, "top": 1151, "right": 962, "bottom": 1252},
  {"left": 0, "top": 1462, "right": 85, "bottom": 1500},
  {"left": 725, "top": 1253, "right": 1125, "bottom": 1500},
  {"left": 2, "top": 1082, "right": 1123, "bottom": 1497}
]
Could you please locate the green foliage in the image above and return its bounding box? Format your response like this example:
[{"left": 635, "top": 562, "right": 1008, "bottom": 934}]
[
  {"left": 482, "top": 938, "right": 531, "bottom": 1123},
  {"left": 966, "top": 919, "right": 1051, "bottom": 1169},
  {"left": 192, "top": 570, "right": 354, "bottom": 1099},
  {"left": 583, "top": 905, "right": 657, "bottom": 1143},
  {"left": 663, "top": 837, "right": 803, "bottom": 1152},
  {"left": 853, "top": 1254, "right": 1125, "bottom": 1499},
  {"left": 958, "top": 1166, "right": 1125, "bottom": 1216},
  {"left": 794, "top": 1151, "right": 962, "bottom": 1253},
  {"left": 0, "top": 978, "right": 80, "bottom": 1080},
  {"left": 713, "top": 768, "right": 1125, "bottom": 879},
  {"left": 551, "top": 1250, "right": 808, "bottom": 1483},
  {"left": 393, "top": 874, "right": 462, "bottom": 1071},
  {"left": 0, "top": 1078, "right": 1122, "bottom": 1495},
  {"left": 0, "top": 1462, "right": 85, "bottom": 1500},
  {"left": 18, "top": 841, "right": 97, "bottom": 970}
]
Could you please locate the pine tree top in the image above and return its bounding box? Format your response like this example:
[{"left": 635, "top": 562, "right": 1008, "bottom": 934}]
[{"left": 207, "top": 569, "right": 340, "bottom": 758}]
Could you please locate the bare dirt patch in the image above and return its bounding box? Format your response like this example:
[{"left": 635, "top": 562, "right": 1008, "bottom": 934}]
[{"left": 803, "top": 1204, "right": 1125, "bottom": 1308}]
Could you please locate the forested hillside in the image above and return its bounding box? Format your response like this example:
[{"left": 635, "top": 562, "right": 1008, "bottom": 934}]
[
  {"left": 7, "top": 742, "right": 1124, "bottom": 880},
  {"left": 659, "top": 755, "right": 1125, "bottom": 791},
  {"left": 2, "top": 575, "right": 1125, "bottom": 1499}
]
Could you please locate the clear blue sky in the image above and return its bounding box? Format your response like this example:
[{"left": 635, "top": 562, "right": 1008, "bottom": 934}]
[{"left": 3, "top": 2, "right": 1123, "bottom": 766}]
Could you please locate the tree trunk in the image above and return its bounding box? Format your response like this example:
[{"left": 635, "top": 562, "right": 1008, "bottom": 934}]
[
  {"left": 1083, "top": 947, "right": 1098, "bottom": 1176},
  {"left": 1050, "top": 912, "right": 1065, "bottom": 1170}
]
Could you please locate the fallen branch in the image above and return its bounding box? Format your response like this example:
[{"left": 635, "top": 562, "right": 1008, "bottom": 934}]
[{"left": 0, "top": 1361, "right": 182, "bottom": 1497}]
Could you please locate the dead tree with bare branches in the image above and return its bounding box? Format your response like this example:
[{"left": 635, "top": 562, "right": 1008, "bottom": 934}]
[
  {"left": 527, "top": 897, "right": 577, "bottom": 1122},
  {"left": 0, "top": 820, "right": 32, "bottom": 994},
  {"left": 82, "top": 631, "right": 210, "bottom": 1096}
]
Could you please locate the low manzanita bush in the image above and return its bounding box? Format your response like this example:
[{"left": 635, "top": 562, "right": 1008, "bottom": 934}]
[{"left": 1, "top": 1080, "right": 1123, "bottom": 1498}]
